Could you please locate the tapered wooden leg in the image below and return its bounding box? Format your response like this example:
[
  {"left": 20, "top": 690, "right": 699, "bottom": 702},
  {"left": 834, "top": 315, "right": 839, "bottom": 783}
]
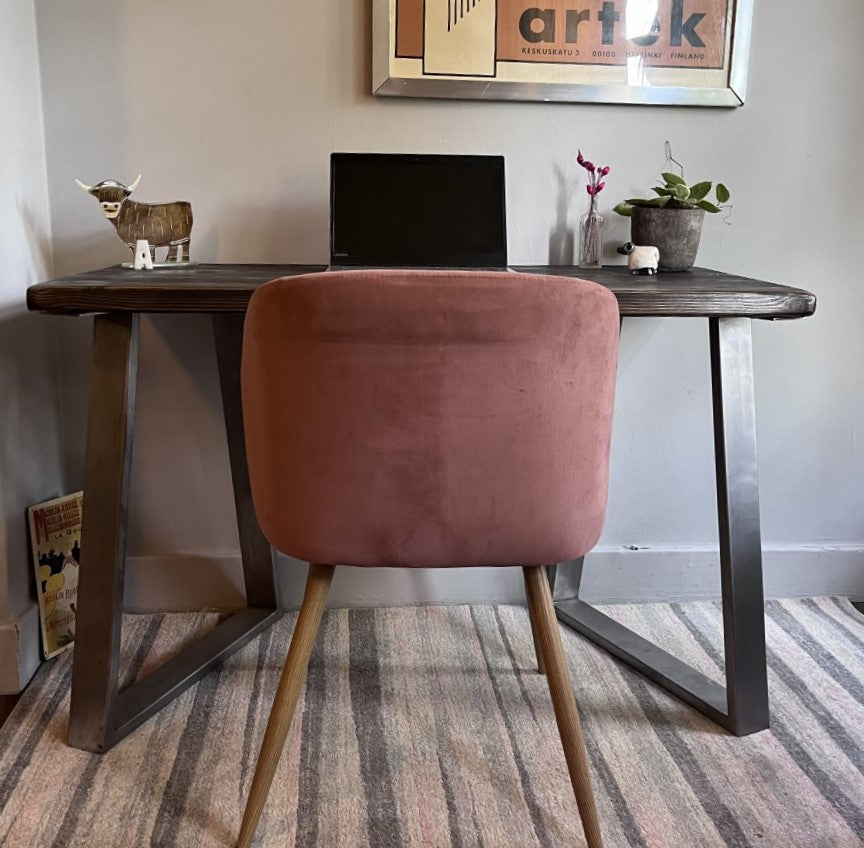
[
  {"left": 523, "top": 571, "right": 546, "bottom": 674},
  {"left": 237, "top": 563, "right": 335, "bottom": 848},
  {"left": 523, "top": 566, "right": 603, "bottom": 848}
]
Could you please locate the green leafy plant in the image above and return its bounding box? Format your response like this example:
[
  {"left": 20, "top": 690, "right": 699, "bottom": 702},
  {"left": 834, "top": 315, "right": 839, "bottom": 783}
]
[{"left": 613, "top": 172, "right": 730, "bottom": 217}]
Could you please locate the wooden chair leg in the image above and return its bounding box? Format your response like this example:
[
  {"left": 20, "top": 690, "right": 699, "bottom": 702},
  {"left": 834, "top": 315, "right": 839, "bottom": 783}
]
[
  {"left": 236, "top": 563, "right": 335, "bottom": 848},
  {"left": 523, "top": 565, "right": 603, "bottom": 848},
  {"left": 523, "top": 570, "right": 547, "bottom": 674}
]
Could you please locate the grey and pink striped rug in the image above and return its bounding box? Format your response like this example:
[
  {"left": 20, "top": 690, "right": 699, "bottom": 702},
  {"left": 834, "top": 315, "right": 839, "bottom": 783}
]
[{"left": 1, "top": 598, "right": 863, "bottom": 846}]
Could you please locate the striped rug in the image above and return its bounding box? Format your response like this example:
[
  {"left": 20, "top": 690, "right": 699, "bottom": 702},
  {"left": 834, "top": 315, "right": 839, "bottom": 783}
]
[{"left": 1, "top": 598, "right": 863, "bottom": 847}]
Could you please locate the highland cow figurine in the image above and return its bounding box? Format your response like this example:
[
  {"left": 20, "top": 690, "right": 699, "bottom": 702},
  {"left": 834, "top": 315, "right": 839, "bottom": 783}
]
[{"left": 74, "top": 175, "right": 193, "bottom": 264}]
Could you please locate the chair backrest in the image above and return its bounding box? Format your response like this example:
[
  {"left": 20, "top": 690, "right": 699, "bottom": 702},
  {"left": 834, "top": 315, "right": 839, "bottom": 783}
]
[{"left": 242, "top": 270, "right": 619, "bottom": 568}]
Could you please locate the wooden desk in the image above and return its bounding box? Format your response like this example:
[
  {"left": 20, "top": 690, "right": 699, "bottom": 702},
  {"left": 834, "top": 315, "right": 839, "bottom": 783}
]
[{"left": 27, "top": 264, "right": 816, "bottom": 750}]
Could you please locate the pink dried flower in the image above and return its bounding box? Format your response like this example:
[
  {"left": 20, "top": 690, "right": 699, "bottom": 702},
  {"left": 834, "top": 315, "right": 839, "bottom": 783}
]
[
  {"left": 599, "top": 165, "right": 610, "bottom": 176},
  {"left": 596, "top": 181, "right": 606, "bottom": 193},
  {"left": 586, "top": 185, "right": 595, "bottom": 196},
  {"left": 584, "top": 160, "right": 595, "bottom": 172},
  {"left": 577, "top": 150, "right": 585, "bottom": 166}
]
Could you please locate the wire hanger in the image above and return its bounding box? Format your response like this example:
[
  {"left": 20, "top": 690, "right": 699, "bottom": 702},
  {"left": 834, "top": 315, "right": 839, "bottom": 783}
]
[{"left": 663, "top": 140, "right": 685, "bottom": 179}]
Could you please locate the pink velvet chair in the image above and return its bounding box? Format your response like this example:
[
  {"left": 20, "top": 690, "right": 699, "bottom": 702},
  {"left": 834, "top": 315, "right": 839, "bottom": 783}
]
[{"left": 236, "top": 269, "right": 619, "bottom": 848}]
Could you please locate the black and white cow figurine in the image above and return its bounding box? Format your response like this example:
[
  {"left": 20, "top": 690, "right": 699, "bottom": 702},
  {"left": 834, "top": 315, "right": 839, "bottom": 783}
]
[
  {"left": 74, "top": 175, "right": 193, "bottom": 263},
  {"left": 617, "top": 242, "right": 660, "bottom": 275}
]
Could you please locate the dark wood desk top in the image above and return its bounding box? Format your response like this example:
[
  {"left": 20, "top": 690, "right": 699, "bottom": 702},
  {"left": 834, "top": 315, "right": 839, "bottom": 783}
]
[{"left": 26, "top": 263, "right": 816, "bottom": 320}]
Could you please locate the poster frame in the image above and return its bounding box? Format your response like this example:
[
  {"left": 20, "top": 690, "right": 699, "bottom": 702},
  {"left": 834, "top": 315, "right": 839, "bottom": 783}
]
[{"left": 372, "top": 0, "right": 753, "bottom": 107}]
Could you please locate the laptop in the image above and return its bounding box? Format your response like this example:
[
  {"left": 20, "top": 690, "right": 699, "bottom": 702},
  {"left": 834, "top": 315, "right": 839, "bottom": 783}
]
[{"left": 329, "top": 153, "right": 507, "bottom": 269}]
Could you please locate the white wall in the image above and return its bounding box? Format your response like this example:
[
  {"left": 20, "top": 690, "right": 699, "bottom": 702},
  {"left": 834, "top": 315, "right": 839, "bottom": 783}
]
[
  {"left": 0, "top": 0, "right": 62, "bottom": 690},
  {"left": 33, "top": 0, "right": 864, "bottom": 609}
]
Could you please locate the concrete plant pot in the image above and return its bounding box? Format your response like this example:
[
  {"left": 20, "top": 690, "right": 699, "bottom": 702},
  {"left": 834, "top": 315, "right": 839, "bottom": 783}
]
[{"left": 631, "top": 206, "right": 705, "bottom": 272}]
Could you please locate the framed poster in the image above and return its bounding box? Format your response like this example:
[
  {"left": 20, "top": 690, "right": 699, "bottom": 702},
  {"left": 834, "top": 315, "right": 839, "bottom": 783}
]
[{"left": 373, "top": 0, "right": 753, "bottom": 106}]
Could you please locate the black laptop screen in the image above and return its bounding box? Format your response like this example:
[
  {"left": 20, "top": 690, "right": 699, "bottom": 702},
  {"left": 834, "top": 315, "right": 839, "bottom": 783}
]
[{"left": 330, "top": 153, "right": 507, "bottom": 267}]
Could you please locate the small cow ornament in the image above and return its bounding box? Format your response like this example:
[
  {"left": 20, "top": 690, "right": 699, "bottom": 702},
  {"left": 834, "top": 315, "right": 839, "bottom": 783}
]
[
  {"left": 74, "top": 175, "right": 193, "bottom": 264},
  {"left": 617, "top": 242, "right": 660, "bottom": 275}
]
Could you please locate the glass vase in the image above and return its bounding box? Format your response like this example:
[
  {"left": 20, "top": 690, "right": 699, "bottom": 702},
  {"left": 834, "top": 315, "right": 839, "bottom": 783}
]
[{"left": 578, "top": 206, "right": 604, "bottom": 269}]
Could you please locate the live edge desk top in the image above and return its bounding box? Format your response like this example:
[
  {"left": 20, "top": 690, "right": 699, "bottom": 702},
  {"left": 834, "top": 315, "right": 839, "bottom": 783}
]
[{"left": 27, "top": 263, "right": 817, "bottom": 319}]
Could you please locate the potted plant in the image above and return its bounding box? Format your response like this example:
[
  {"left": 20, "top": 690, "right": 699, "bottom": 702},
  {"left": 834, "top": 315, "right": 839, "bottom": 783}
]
[{"left": 613, "top": 172, "right": 730, "bottom": 271}]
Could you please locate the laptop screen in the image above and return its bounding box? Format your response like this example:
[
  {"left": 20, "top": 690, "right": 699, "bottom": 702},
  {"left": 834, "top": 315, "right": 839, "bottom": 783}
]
[{"left": 330, "top": 153, "right": 507, "bottom": 267}]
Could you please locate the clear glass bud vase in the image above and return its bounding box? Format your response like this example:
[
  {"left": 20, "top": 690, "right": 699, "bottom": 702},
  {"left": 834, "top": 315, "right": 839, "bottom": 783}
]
[{"left": 578, "top": 206, "right": 604, "bottom": 269}]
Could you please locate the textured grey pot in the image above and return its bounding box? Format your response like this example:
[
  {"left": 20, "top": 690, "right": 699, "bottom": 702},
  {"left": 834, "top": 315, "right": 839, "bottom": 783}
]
[{"left": 631, "top": 207, "right": 705, "bottom": 271}]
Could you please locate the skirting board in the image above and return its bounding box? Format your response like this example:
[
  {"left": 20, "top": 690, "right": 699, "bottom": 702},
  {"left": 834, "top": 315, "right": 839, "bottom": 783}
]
[
  {"left": 0, "top": 603, "right": 42, "bottom": 695},
  {"left": 122, "top": 546, "right": 864, "bottom": 612}
]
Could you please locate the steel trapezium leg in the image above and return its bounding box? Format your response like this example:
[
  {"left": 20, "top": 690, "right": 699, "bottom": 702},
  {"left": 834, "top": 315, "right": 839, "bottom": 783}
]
[
  {"left": 68, "top": 313, "right": 283, "bottom": 754},
  {"left": 212, "top": 314, "right": 278, "bottom": 609},
  {"left": 546, "top": 563, "right": 558, "bottom": 596},
  {"left": 711, "top": 316, "right": 769, "bottom": 735},
  {"left": 553, "top": 317, "right": 769, "bottom": 736},
  {"left": 548, "top": 558, "right": 583, "bottom": 603},
  {"left": 69, "top": 313, "right": 140, "bottom": 752},
  {"left": 116, "top": 315, "right": 282, "bottom": 747}
]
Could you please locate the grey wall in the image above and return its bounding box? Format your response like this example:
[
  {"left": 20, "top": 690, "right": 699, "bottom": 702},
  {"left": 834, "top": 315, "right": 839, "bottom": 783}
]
[
  {"left": 32, "top": 0, "right": 864, "bottom": 609},
  {"left": 0, "top": 0, "right": 62, "bottom": 691}
]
